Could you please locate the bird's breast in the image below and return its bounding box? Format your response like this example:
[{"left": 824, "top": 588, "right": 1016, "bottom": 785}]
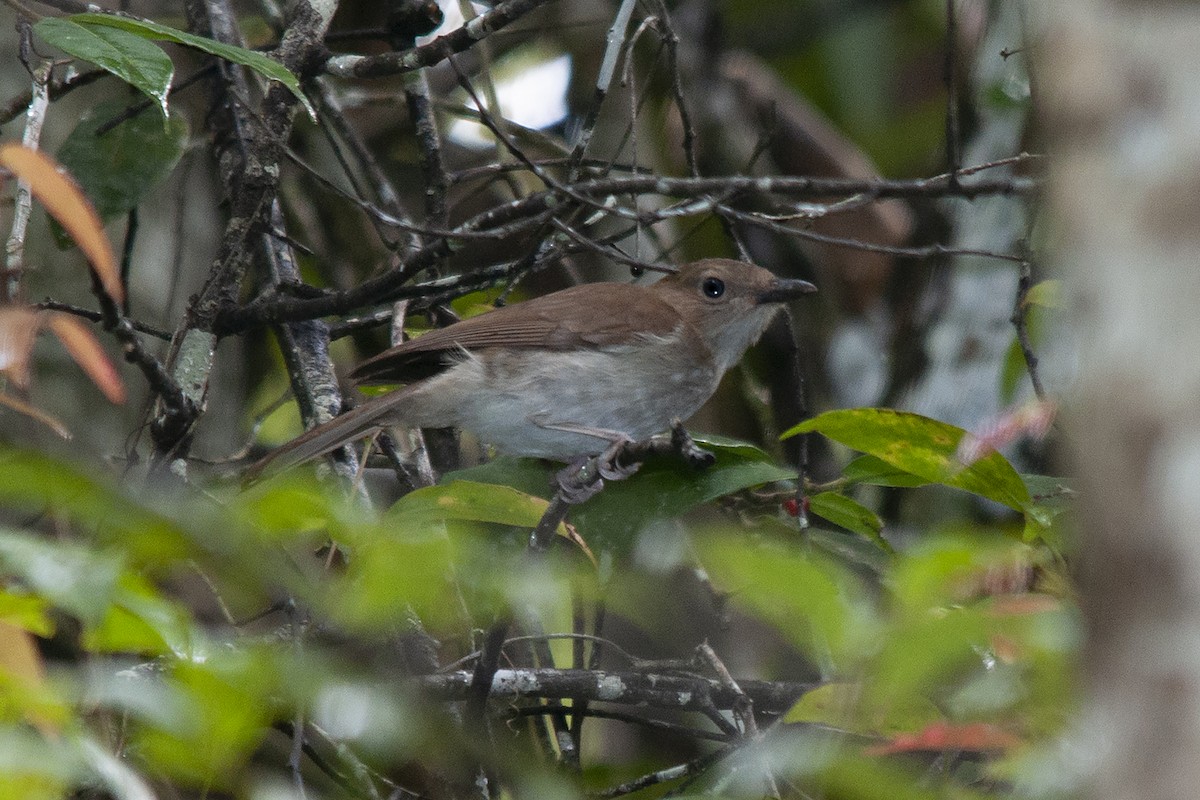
[{"left": 404, "top": 336, "right": 721, "bottom": 459}]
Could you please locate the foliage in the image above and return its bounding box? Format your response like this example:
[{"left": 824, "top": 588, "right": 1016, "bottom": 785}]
[
  {"left": 0, "top": 417, "right": 1077, "bottom": 798},
  {"left": 0, "top": 1, "right": 1074, "bottom": 799}
]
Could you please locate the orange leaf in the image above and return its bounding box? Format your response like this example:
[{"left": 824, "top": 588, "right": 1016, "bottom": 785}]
[
  {"left": 0, "top": 620, "right": 58, "bottom": 736},
  {"left": 0, "top": 306, "right": 42, "bottom": 388},
  {"left": 864, "top": 721, "right": 1021, "bottom": 756},
  {"left": 0, "top": 143, "right": 124, "bottom": 305},
  {"left": 44, "top": 313, "right": 126, "bottom": 404},
  {"left": 0, "top": 391, "right": 72, "bottom": 439}
]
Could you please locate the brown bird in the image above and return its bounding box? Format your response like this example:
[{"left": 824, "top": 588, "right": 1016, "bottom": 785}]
[{"left": 250, "top": 259, "right": 815, "bottom": 479}]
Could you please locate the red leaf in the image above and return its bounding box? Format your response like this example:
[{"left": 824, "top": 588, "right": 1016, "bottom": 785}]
[{"left": 864, "top": 721, "right": 1021, "bottom": 756}]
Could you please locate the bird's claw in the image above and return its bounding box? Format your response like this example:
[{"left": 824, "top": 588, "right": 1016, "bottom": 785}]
[
  {"left": 598, "top": 437, "right": 640, "bottom": 480},
  {"left": 670, "top": 422, "right": 715, "bottom": 469},
  {"left": 556, "top": 458, "right": 605, "bottom": 503}
]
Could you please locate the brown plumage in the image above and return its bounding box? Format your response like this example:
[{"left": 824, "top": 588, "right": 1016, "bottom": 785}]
[{"left": 248, "top": 259, "right": 816, "bottom": 479}]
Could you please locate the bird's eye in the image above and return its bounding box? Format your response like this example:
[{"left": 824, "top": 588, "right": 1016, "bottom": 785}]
[{"left": 702, "top": 277, "right": 725, "bottom": 298}]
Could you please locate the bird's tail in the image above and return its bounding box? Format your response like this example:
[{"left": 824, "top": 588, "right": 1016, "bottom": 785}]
[{"left": 244, "top": 387, "right": 413, "bottom": 483}]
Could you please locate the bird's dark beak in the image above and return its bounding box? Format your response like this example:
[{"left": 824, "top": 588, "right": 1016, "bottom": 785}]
[{"left": 758, "top": 278, "right": 818, "bottom": 304}]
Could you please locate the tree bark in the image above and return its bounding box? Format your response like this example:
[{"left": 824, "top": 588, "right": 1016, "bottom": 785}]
[{"left": 1036, "top": 4, "right": 1200, "bottom": 798}]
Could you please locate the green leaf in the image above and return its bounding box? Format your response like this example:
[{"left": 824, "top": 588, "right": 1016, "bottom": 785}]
[
  {"left": 55, "top": 98, "right": 186, "bottom": 231},
  {"left": 1020, "top": 474, "right": 1073, "bottom": 547},
  {"left": 842, "top": 454, "right": 930, "bottom": 488},
  {"left": 445, "top": 437, "right": 795, "bottom": 553},
  {"left": 698, "top": 534, "right": 878, "bottom": 673},
  {"left": 135, "top": 649, "right": 279, "bottom": 784},
  {"left": 867, "top": 607, "right": 992, "bottom": 711},
  {"left": 888, "top": 531, "right": 1036, "bottom": 615},
  {"left": 783, "top": 682, "right": 943, "bottom": 736},
  {"left": 1023, "top": 279, "right": 1062, "bottom": 309},
  {"left": 34, "top": 17, "right": 173, "bottom": 118},
  {"left": 0, "top": 530, "right": 122, "bottom": 628},
  {"left": 1000, "top": 306, "right": 1043, "bottom": 404},
  {"left": 808, "top": 491, "right": 888, "bottom": 546},
  {"left": 0, "top": 448, "right": 191, "bottom": 566},
  {"left": 67, "top": 13, "right": 314, "bottom": 119},
  {"left": 388, "top": 480, "right": 558, "bottom": 531},
  {"left": 783, "top": 409, "right": 1031, "bottom": 512},
  {"left": 84, "top": 573, "right": 194, "bottom": 656},
  {"left": 329, "top": 522, "right": 459, "bottom": 631},
  {"left": 0, "top": 592, "right": 54, "bottom": 638},
  {"left": 999, "top": 335, "right": 1026, "bottom": 406}
]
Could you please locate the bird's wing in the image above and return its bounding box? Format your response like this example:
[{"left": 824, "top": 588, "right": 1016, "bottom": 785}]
[{"left": 350, "top": 282, "right": 682, "bottom": 385}]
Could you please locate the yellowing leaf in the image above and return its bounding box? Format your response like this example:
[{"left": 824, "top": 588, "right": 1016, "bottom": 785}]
[
  {"left": 0, "top": 144, "right": 123, "bottom": 305},
  {"left": 0, "top": 620, "right": 58, "bottom": 736},
  {"left": 784, "top": 408, "right": 1030, "bottom": 512}
]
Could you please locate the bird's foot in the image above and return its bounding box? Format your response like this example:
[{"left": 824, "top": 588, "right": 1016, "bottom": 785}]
[
  {"left": 554, "top": 436, "right": 642, "bottom": 503},
  {"left": 556, "top": 457, "right": 606, "bottom": 504},
  {"left": 597, "top": 435, "right": 640, "bottom": 481},
  {"left": 670, "top": 421, "right": 715, "bottom": 469}
]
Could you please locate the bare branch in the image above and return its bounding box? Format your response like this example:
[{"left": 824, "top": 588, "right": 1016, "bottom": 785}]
[{"left": 324, "top": 0, "right": 559, "bottom": 79}]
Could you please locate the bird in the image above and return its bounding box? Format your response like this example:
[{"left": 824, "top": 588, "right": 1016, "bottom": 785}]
[{"left": 248, "top": 258, "right": 816, "bottom": 481}]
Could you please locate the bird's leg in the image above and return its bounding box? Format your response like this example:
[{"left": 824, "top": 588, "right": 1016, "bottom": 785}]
[
  {"left": 530, "top": 416, "right": 642, "bottom": 482},
  {"left": 670, "top": 420, "right": 716, "bottom": 469},
  {"left": 555, "top": 456, "right": 606, "bottom": 504}
]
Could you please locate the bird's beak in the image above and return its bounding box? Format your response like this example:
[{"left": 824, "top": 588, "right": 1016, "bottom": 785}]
[{"left": 758, "top": 278, "right": 818, "bottom": 304}]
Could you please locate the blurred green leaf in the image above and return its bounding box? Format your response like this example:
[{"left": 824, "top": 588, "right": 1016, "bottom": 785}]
[
  {"left": 0, "top": 727, "right": 78, "bottom": 800},
  {"left": 867, "top": 608, "right": 992, "bottom": 712},
  {"left": 134, "top": 648, "right": 280, "bottom": 785},
  {"left": 888, "top": 532, "right": 1036, "bottom": 616},
  {"left": 0, "top": 592, "right": 53, "bottom": 638},
  {"left": 698, "top": 534, "right": 878, "bottom": 673},
  {"left": 67, "top": 13, "right": 314, "bottom": 118},
  {"left": 55, "top": 99, "right": 187, "bottom": 234},
  {"left": 235, "top": 472, "right": 371, "bottom": 545},
  {"left": 784, "top": 682, "right": 943, "bottom": 736},
  {"left": 1020, "top": 474, "right": 1074, "bottom": 547},
  {"left": 0, "top": 530, "right": 122, "bottom": 628},
  {"left": 84, "top": 572, "right": 194, "bottom": 656},
  {"left": 329, "top": 520, "right": 460, "bottom": 631},
  {"left": 34, "top": 18, "right": 173, "bottom": 117},
  {"left": 1000, "top": 307, "right": 1043, "bottom": 404},
  {"left": 1024, "top": 280, "right": 1062, "bottom": 309},
  {"left": 783, "top": 409, "right": 1031, "bottom": 512},
  {"left": 772, "top": 729, "right": 947, "bottom": 800},
  {"left": 0, "top": 448, "right": 191, "bottom": 566},
  {"left": 388, "top": 480, "right": 562, "bottom": 533}
]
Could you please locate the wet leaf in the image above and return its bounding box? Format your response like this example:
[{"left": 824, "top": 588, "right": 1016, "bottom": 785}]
[
  {"left": 67, "top": 13, "right": 314, "bottom": 119},
  {"left": 34, "top": 18, "right": 173, "bottom": 117}
]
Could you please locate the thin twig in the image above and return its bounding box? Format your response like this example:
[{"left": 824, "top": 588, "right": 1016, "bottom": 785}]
[
  {"left": 324, "top": 0, "right": 558, "bottom": 78},
  {"left": 593, "top": 749, "right": 731, "bottom": 798},
  {"left": 34, "top": 299, "right": 172, "bottom": 339},
  {"left": 944, "top": 0, "right": 962, "bottom": 186},
  {"left": 4, "top": 55, "right": 50, "bottom": 303},
  {"left": 1011, "top": 256, "right": 1046, "bottom": 400},
  {"left": 508, "top": 704, "right": 733, "bottom": 745},
  {"left": 567, "top": 0, "right": 638, "bottom": 178}
]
